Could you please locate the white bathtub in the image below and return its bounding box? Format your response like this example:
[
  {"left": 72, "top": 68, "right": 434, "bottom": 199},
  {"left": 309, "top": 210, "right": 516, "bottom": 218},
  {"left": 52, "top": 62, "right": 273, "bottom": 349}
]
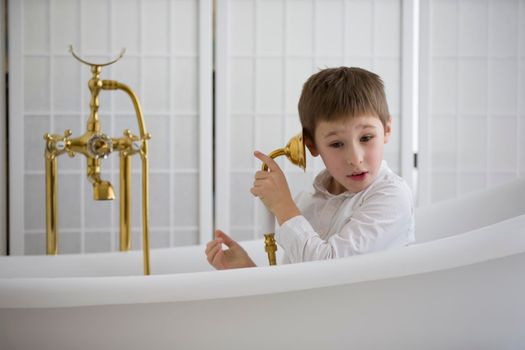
[{"left": 1, "top": 178, "right": 525, "bottom": 349}]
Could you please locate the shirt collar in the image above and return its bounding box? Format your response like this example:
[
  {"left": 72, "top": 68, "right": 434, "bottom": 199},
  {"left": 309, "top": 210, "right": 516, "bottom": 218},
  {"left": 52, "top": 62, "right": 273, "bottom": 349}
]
[{"left": 312, "top": 160, "right": 387, "bottom": 198}]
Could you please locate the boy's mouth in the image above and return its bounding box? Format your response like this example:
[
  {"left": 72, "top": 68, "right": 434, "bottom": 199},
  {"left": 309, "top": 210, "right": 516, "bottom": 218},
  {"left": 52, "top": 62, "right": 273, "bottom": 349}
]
[{"left": 348, "top": 171, "right": 368, "bottom": 181}]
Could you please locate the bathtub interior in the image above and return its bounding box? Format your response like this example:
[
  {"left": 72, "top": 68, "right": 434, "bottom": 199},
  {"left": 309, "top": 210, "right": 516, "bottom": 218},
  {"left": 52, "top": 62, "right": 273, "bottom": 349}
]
[{"left": 414, "top": 177, "right": 525, "bottom": 243}]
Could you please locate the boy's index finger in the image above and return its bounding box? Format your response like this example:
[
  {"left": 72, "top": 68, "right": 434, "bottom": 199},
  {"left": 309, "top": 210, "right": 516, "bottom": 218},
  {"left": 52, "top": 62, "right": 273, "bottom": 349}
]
[{"left": 254, "top": 151, "right": 281, "bottom": 173}]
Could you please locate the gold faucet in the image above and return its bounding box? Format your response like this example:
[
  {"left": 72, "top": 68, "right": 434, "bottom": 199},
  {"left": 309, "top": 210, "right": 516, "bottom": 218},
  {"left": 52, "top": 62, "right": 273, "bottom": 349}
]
[
  {"left": 260, "top": 132, "right": 306, "bottom": 265},
  {"left": 44, "top": 46, "right": 152, "bottom": 275}
]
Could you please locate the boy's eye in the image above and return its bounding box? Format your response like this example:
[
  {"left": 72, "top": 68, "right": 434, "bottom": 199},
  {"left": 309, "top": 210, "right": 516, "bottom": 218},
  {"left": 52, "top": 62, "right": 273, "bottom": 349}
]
[
  {"left": 360, "top": 135, "right": 374, "bottom": 142},
  {"left": 329, "top": 142, "right": 344, "bottom": 148}
]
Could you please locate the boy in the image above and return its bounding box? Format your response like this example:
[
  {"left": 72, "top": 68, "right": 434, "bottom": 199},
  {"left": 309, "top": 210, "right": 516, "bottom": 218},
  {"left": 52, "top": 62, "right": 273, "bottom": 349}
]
[{"left": 206, "top": 67, "right": 414, "bottom": 269}]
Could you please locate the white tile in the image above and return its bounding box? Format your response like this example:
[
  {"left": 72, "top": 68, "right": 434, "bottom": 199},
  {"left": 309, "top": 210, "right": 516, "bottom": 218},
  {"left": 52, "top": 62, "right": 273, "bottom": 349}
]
[
  {"left": 53, "top": 57, "right": 80, "bottom": 111},
  {"left": 173, "top": 173, "right": 198, "bottom": 226},
  {"left": 346, "top": 0, "right": 373, "bottom": 57},
  {"left": 84, "top": 192, "right": 113, "bottom": 229},
  {"left": 230, "top": 228, "right": 254, "bottom": 242},
  {"left": 143, "top": 0, "right": 170, "bottom": 53},
  {"left": 458, "top": 115, "right": 487, "bottom": 171},
  {"left": 519, "top": 60, "right": 525, "bottom": 115},
  {"left": 430, "top": 171, "right": 457, "bottom": 202},
  {"left": 256, "top": 58, "right": 283, "bottom": 113},
  {"left": 25, "top": 115, "right": 51, "bottom": 172},
  {"left": 488, "top": 172, "right": 517, "bottom": 187},
  {"left": 172, "top": 229, "right": 199, "bottom": 246},
  {"left": 114, "top": 57, "right": 140, "bottom": 112},
  {"left": 255, "top": 115, "right": 284, "bottom": 156},
  {"left": 143, "top": 58, "right": 169, "bottom": 111},
  {"left": 24, "top": 233, "right": 45, "bottom": 255},
  {"left": 230, "top": 115, "right": 254, "bottom": 169},
  {"left": 285, "top": 58, "right": 312, "bottom": 113},
  {"left": 24, "top": 57, "right": 50, "bottom": 111},
  {"left": 286, "top": 0, "right": 313, "bottom": 55},
  {"left": 431, "top": 59, "right": 457, "bottom": 114},
  {"left": 85, "top": 232, "right": 111, "bottom": 253},
  {"left": 150, "top": 230, "right": 170, "bottom": 249},
  {"left": 147, "top": 115, "right": 170, "bottom": 170},
  {"left": 81, "top": 0, "right": 109, "bottom": 53},
  {"left": 55, "top": 115, "right": 83, "bottom": 171},
  {"left": 57, "top": 174, "right": 82, "bottom": 229},
  {"left": 488, "top": 116, "right": 517, "bottom": 170},
  {"left": 172, "top": 0, "right": 198, "bottom": 54},
  {"left": 431, "top": 116, "right": 457, "bottom": 170},
  {"left": 374, "top": 0, "right": 401, "bottom": 57},
  {"left": 431, "top": 0, "right": 458, "bottom": 57},
  {"left": 374, "top": 59, "right": 401, "bottom": 115},
  {"left": 172, "top": 115, "right": 199, "bottom": 170},
  {"left": 229, "top": 173, "right": 254, "bottom": 227},
  {"left": 521, "top": 1, "right": 525, "bottom": 57},
  {"left": 315, "top": 0, "right": 344, "bottom": 57},
  {"left": 458, "top": 172, "right": 486, "bottom": 195},
  {"left": 231, "top": 0, "right": 255, "bottom": 54},
  {"left": 459, "top": 59, "right": 487, "bottom": 114},
  {"left": 58, "top": 232, "right": 81, "bottom": 254},
  {"left": 172, "top": 57, "right": 198, "bottom": 112},
  {"left": 230, "top": 58, "right": 254, "bottom": 113},
  {"left": 346, "top": 58, "right": 373, "bottom": 71},
  {"left": 114, "top": 0, "right": 140, "bottom": 54},
  {"left": 24, "top": 0, "right": 49, "bottom": 52},
  {"left": 257, "top": 0, "right": 284, "bottom": 54},
  {"left": 490, "top": 0, "right": 519, "bottom": 57},
  {"left": 459, "top": 0, "right": 488, "bottom": 57},
  {"left": 517, "top": 115, "right": 525, "bottom": 172},
  {"left": 149, "top": 173, "right": 171, "bottom": 227},
  {"left": 52, "top": 0, "right": 79, "bottom": 52},
  {"left": 489, "top": 59, "right": 518, "bottom": 114},
  {"left": 24, "top": 174, "right": 45, "bottom": 231}
]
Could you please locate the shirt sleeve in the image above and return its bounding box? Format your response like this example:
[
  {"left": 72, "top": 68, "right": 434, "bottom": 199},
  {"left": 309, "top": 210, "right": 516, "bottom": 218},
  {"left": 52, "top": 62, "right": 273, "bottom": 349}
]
[{"left": 276, "top": 183, "right": 414, "bottom": 263}]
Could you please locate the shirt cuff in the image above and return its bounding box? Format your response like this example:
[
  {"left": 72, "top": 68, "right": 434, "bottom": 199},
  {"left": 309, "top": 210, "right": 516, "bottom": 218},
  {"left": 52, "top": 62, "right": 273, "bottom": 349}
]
[{"left": 275, "top": 215, "right": 316, "bottom": 254}]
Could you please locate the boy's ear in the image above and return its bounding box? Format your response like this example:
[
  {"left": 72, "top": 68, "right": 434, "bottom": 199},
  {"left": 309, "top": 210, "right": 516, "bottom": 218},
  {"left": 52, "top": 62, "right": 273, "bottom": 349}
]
[
  {"left": 384, "top": 116, "right": 392, "bottom": 144},
  {"left": 304, "top": 134, "right": 319, "bottom": 157}
]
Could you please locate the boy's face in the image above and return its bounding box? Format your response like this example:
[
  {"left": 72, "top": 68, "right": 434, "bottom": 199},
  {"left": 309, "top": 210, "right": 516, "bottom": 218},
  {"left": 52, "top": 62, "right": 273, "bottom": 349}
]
[{"left": 306, "top": 114, "right": 391, "bottom": 194}]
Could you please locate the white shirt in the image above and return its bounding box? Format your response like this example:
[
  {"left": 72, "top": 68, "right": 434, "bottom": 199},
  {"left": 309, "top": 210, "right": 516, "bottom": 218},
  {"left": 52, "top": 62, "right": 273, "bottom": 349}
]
[{"left": 276, "top": 161, "right": 415, "bottom": 264}]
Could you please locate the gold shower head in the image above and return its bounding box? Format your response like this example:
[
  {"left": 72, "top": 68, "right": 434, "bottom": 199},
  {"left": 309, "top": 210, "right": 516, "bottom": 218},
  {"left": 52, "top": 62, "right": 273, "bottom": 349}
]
[{"left": 262, "top": 132, "right": 306, "bottom": 171}]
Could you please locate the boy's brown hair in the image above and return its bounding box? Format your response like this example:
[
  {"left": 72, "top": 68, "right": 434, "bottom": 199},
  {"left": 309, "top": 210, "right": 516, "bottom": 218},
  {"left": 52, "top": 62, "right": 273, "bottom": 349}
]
[{"left": 298, "top": 67, "right": 390, "bottom": 142}]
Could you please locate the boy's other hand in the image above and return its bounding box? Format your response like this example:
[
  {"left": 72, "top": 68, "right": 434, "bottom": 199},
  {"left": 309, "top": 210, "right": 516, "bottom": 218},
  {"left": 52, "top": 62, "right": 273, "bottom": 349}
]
[
  {"left": 205, "top": 230, "right": 256, "bottom": 270},
  {"left": 251, "top": 151, "right": 301, "bottom": 225}
]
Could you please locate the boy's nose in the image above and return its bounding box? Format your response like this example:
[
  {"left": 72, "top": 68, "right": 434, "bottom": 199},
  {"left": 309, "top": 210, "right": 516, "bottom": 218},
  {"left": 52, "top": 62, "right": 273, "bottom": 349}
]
[{"left": 346, "top": 148, "right": 363, "bottom": 166}]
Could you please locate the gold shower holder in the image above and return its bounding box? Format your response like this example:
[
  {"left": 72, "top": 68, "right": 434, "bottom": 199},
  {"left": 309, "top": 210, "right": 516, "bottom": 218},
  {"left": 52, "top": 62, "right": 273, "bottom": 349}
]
[
  {"left": 44, "top": 46, "right": 152, "bottom": 275},
  {"left": 261, "top": 132, "right": 306, "bottom": 266}
]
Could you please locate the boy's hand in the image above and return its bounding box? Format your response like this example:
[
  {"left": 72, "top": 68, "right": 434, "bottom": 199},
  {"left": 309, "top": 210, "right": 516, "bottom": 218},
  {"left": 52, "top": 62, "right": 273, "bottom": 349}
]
[
  {"left": 205, "top": 230, "right": 256, "bottom": 270},
  {"left": 251, "top": 151, "right": 301, "bottom": 225}
]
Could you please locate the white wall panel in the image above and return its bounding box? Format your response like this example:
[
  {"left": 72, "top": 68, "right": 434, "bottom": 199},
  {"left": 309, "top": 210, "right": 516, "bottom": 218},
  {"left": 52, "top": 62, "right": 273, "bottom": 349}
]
[
  {"left": 419, "top": 0, "right": 525, "bottom": 205},
  {"left": 9, "top": 0, "right": 212, "bottom": 255}
]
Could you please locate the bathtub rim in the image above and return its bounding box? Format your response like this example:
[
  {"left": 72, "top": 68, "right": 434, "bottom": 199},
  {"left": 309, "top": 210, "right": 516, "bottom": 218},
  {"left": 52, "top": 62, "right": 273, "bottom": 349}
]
[{"left": 1, "top": 213, "right": 524, "bottom": 309}]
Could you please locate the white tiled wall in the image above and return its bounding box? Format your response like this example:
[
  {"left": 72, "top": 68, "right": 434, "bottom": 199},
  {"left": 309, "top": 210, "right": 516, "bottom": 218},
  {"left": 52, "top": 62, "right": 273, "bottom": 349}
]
[
  {"left": 216, "top": 0, "right": 407, "bottom": 241},
  {"left": 419, "top": 0, "right": 525, "bottom": 205},
  {"left": 9, "top": 0, "right": 212, "bottom": 254}
]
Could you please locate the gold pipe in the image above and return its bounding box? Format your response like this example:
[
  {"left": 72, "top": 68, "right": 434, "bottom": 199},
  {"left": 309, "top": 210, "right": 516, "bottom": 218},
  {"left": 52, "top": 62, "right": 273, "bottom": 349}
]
[
  {"left": 120, "top": 154, "right": 131, "bottom": 251},
  {"left": 45, "top": 153, "right": 58, "bottom": 255},
  {"left": 102, "top": 79, "right": 151, "bottom": 275},
  {"left": 141, "top": 153, "right": 151, "bottom": 275},
  {"left": 261, "top": 132, "right": 307, "bottom": 266}
]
